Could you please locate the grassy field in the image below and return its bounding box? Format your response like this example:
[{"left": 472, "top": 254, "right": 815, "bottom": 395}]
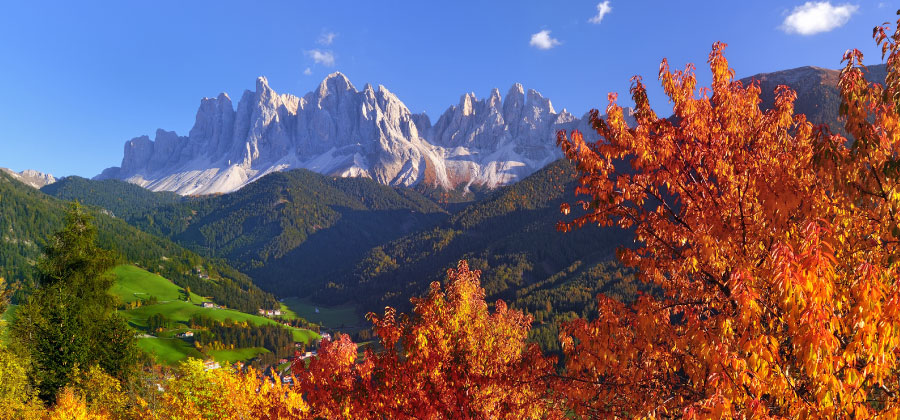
[
  {"left": 280, "top": 296, "right": 362, "bottom": 328},
  {"left": 109, "top": 265, "right": 319, "bottom": 364},
  {"left": 1, "top": 303, "right": 15, "bottom": 324},
  {"left": 207, "top": 347, "right": 269, "bottom": 363},
  {"left": 125, "top": 300, "right": 266, "bottom": 327},
  {"left": 0, "top": 304, "right": 16, "bottom": 343},
  {"left": 110, "top": 265, "right": 206, "bottom": 304},
  {"left": 138, "top": 337, "right": 204, "bottom": 365},
  {"left": 122, "top": 300, "right": 317, "bottom": 343}
]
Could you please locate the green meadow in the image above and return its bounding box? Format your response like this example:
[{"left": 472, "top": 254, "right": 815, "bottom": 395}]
[
  {"left": 110, "top": 265, "right": 207, "bottom": 304},
  {"left": 137, "top": 337, "right": 204, "bottom": 365},
  {"left": 111, "top": 265, "right": 318, "bottom": 364},
  {"left": 0, "top": 304, "right": 16, "bottom": 343},
  {"left": 207, "top": 347, "right": 270, "bottom": 363}
]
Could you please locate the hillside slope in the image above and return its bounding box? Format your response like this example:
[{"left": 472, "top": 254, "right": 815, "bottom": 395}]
[
  {"left": 110, "top": 265, "right": 318, "bottom": 366},
  {"left": 42, "top": 176, "right": 182, "bottom": 220},
  {"left": 316, "top": 160, "right": 647, "bottom": 338},
  {"left": 47, "top": 169, "right": 449, "bottom": 294},
  {"left": 0, "top": 171, "right": 276, "bottom": 313}
]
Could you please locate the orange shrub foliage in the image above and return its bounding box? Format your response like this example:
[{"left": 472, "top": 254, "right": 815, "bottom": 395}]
[
  {"left": 294, "top": 261, "right": 559, "bottom": 419},
  {"left": 556, "top": 14, "right": 900, "bottom": 419}
]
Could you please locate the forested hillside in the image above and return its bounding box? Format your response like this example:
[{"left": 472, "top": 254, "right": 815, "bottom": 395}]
[
  {"left": 45, "top": 169, "right": 449, "bottom": 294},
  {"left": 315, "top": 159, "right": 650, "bottom": 350},
  {"left": 41, "top": 176, "right": 182, "bottom": 220},
  {"left": 743, "top": 63, "right": 886, "bottom": 135},
  {"left": 0, "top": 171, "right": 276, "bottom": 312},
  {"left": 36, "top": 162, "right": 650, "bottom": 351}
]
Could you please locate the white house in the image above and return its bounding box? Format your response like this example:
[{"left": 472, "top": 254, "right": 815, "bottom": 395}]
[{"left": 258, "top": 309, "right": 282, "bottom": 317}]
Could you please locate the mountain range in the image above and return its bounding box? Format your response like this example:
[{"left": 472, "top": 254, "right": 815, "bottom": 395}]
[
  {"left": 93, "top": 64, "right": 887, "bottom": 196},
  {"left": 96, "top": 73, "right": 598, "bottom": 195}
]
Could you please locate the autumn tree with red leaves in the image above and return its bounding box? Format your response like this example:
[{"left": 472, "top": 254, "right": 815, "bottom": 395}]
[
  {"left": 294, "top": 261, "right": 559, "bottom": 419},
  {"left": 555, "top": 12, "right": 900, "bottom": 419}
]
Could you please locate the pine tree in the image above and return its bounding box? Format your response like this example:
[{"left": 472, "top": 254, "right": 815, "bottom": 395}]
[{"left": 12, "top": 202, "right": 139, "bottom": 402}]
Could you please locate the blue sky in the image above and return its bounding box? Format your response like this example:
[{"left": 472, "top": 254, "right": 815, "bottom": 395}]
[{"left": 0, "top": 1, "right": 894, "bottom": 177}]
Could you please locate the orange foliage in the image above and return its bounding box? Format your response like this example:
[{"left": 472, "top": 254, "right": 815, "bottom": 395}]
[
  {"left": 556, "top": 14, "right": 900, "bottom": 419},
  {"left": 45, "top": 389, "right": 109, "bottom": 420},
  {"left": 294, "top": 261, "right": 560, "bottom": 419}
]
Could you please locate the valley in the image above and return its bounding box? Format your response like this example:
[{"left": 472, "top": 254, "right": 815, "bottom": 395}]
[{"left": 3, "top": 2, "right": 900, "bottom": 417}]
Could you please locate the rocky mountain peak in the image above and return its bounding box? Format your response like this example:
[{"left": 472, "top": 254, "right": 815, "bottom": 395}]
[
  {"left": 1, "top": 167, "right": 56, "bottom": 189},
  {"left": 459, "top": 93, "right": 476, "bottom": 116},
  {"left": 488, "top": 88, "right": 502, "bottom": 108},
  {"left": 98, "top": 73, "right": 584, "bottom": 195},
  {"left": 256, "top": 76, "right": 271, "bottom": 92},
  {"left": 317, "top": 72, "right": 355, "bottom": 97},
  {"left": 526, "top": 88, "right": 554, "bottom": 114}
]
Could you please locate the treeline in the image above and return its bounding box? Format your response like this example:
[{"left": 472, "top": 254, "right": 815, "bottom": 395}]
[
  {"left": 189, "top": 315, "right": 295, "bottom": 358},
  {"left": 41, "top": 176, "right": 182, "bottom": 221}
]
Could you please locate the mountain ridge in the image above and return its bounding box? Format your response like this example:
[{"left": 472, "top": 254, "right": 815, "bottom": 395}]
[
  {"left": 0, "top": 168, "right": 56, "bottom": 189},
  {"left": 95, "top": 63, "right": 886, "bottom": 197},
  {"left": 96, "top": 72, "right": 596, "bottom": 196}
]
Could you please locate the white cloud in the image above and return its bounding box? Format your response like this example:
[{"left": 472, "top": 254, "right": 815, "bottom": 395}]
[
  {"left": 306, "top": 49, "right": 335, "bottom": 67},
  {"left": 318, "top": 32, "right": 337, "bottom": 46},
  {"left": 529, "top": 30, "right": 561, "bottom": 50},
  {"left": 303, "top": 67, "right": 312, "bottom": 76},
  {"left": 588, "top": 1, "right": 612, "bottom": 24},
  {"left": 781, "top": 2, "right": 859, "bottom": 35}
]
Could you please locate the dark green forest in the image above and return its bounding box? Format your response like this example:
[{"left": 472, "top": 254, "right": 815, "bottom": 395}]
[
  {"left": 0, "top": 171, "right": 276, "bottom": 312},
  {"left": 31, "top": 162, "right": 651, "bottom": 352},
  {"left": 42, "top": 170, "right": 450, "bottom": 296}
]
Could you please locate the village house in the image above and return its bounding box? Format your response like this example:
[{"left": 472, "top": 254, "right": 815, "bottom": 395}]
[
  {"left": 258, "top": 308, "right": 282, "bottom": 317},
  {"left": 194, "top": 267, "right": 210, "bottom": 280},
  {"left": 201, "top": 302, "right": 217, "bottom": 309},
  {"left": 178, "top": 331, "right": 194, "bottom": 338},
  {"left": 203, "top": 360, "right": 220, "bottom": 371}
]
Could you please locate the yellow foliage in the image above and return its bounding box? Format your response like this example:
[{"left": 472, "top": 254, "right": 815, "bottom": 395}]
[{"left": 46, "top": 388, "right": 108, "bottom": 420}]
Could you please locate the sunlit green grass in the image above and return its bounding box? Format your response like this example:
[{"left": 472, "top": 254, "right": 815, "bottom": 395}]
[
  {"left": 109, "top": 264, "right": 318, "bottom": 364},
  {"left": 110, "top": 264, "right": 206, "bottom": 304},
  {"left": 207, "top": 347, "right": 269, "bottom": 363},
  {"left": 137, "top": 337, "right": 203, "bottom": 365},
  {"left": 0, "top": 304, "right": 17, "bottom": 344}
]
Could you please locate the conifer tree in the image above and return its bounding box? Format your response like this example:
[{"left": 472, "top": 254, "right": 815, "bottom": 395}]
[{"left": 12, "top": 203, "right": 138, "bottom": 402}]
